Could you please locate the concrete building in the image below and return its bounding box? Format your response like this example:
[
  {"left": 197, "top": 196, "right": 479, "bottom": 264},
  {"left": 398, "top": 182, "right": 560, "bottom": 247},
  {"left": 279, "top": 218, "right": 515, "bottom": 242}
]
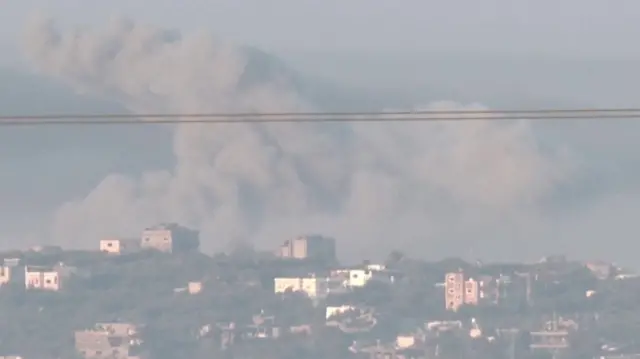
[
  {"left": 0, "top": 258, "right": 24, "bottom": 288},
  {"left": 445, "top": 272, "right": 465, "bottom": 311},
  {"left": 276, "top": 235, "right": 336, "bottom": 263},
  {"left": 0, "top": 266, "right": 11, "bottom": 286},
  {"left": 25, "top": 265, "right": 65, "bottom": 291},
  {"left": 274, "top": 276, "right": 330, "bottom": 298},
  {"left": 140, "top": 223, "right": 199, "bottom": 254},
  {"left": 100, "top": 238, "right": 141, "bottom": 255},
  {"left": 331, "top": 267, "right": 394, "bottom": 288},
  {"left": 24, "top": 263, "right": 76, "bottom": 291},
  {"left": 445, "top": 272, "right": 498, "bottom": 311},
  {"left": 75, "top": 322, "right": 141, "bottom": 359}
]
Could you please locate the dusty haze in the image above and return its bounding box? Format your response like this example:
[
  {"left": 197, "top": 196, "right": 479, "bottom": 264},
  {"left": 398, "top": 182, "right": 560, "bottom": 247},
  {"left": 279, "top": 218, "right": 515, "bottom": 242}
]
[{"left": 17, "top": 16, "right": 579, "bottom": 261}]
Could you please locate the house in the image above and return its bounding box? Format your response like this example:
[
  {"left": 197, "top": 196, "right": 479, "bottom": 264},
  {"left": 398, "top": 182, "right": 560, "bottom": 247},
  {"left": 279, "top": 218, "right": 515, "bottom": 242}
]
[
  {"left": 331, "top": 266, "right": 395, "bottom": 288},
  {"left": 0, "top": 258, "right": 24, "bottom": 288},
  {"left": 100, "top": 238, "right": 141, "bottom": 255},
  {"left": 140, "top": 223, "right": 199, "bottom": 253},
  {"left": 24, "top": 263, "right": 76, "bottom": 291},
  {"left": 75, "top": 322, "right": 141, "bottom": 359},
  {"left": 25, "top": 265, "right": 63, "bottom": 291},
  {"left": 0, "top": 266, "right": 9, "bottom": 286}
]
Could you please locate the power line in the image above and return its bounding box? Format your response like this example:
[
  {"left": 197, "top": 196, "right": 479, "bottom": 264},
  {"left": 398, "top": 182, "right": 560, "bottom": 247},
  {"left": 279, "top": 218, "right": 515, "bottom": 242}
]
[{"left": 1, "top": 108, "right": 640, "bottom": 126}]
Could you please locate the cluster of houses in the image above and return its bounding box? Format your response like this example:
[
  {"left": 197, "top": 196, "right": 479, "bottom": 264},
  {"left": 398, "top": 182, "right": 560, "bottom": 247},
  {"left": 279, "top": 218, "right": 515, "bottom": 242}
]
[
  {"left": 0, "top": 223, "right": 199, "bottom": 292},
  {"left": 1, "top": 221, "right": 638, "bottom": 359}
]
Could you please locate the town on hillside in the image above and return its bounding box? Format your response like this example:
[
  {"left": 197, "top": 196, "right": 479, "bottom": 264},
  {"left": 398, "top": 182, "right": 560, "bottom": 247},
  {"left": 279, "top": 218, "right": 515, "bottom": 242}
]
[{"left": 0, "top": 223, "right": 637, "bottom": 359}]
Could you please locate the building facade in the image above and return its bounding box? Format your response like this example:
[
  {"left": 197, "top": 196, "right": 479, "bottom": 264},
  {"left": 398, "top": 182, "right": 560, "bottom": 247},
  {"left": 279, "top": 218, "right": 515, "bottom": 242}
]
[
  {"left": 25, "top": 266, "right": 63, "bottom": 291},
  {"left": 100, "top": 238, "right": 141, "bottom": 255},
  {"left": 445, "top": 272, "right": 466, "bottom": 311},
  {"left": 274, "top": 276, "right": 330, "bottom": 298},
  {"left": 75, "top": 322, "right": 141, "bottom": 359},
  {"left": 277, "top": 235, "right": 336, "bottom": 263},
  {"left": 445, "top": 272, "right": 498, "bottom": 311},
  {"left": 140, "top": 223, "right": 199, "bottom": 254}
]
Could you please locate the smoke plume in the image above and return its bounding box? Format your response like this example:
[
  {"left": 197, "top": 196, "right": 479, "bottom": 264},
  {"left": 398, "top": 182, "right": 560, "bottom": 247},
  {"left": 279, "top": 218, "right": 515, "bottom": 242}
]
[{"left": 22, "top": 16, "right": 573, "bottom": 260}]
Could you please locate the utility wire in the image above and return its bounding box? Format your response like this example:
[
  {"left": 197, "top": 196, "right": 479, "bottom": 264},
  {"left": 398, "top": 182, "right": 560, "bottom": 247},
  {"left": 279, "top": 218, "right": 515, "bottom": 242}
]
[{"left": 1, "top": 108, "right": 640, "bottom": 126}]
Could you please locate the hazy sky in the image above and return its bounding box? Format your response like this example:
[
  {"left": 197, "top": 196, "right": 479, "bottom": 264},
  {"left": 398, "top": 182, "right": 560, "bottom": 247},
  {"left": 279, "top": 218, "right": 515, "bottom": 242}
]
[
  {"left": 4, "top": 0, "right": 640, "bottom": 65},
  {"left": 4, "top": 2, "right": 640, "bottom": 267}
]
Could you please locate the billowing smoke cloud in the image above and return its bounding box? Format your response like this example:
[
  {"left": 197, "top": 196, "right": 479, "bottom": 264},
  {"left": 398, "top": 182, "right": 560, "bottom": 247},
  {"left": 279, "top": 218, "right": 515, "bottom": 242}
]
[{"left": 22, "top": 16, "right": 573, "bottom": 260}]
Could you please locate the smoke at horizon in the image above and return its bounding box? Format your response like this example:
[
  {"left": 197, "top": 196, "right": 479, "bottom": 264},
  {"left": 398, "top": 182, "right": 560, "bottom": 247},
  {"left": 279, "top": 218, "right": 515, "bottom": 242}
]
[{"left": 22, "top": 16, "right": 575, "bottom": 261}]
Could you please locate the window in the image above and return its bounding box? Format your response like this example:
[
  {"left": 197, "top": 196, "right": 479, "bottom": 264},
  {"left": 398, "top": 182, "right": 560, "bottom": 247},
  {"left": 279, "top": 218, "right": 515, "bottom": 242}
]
[
  {"left": 107, "top": 242, "right": 113, "bottom": 247},
  {"left": 45, "top": 279, "right": 51, "bottom": 284},
  {"left": 144, "top": 238, "right": 150, "bottom": 242},
  {"left": 164, "top": 237, "right": 169, "bottom": 241}
]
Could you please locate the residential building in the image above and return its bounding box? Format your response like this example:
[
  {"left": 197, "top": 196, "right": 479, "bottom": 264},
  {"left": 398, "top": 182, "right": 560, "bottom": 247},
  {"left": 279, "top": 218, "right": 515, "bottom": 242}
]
[
  {"left": 274, "top": 276, "right": 330, "bottom": 298},
  {"left": 75, "top": 322, "right": 141, "bottom": 359},
  {"left": 331, "top": 267, "right": 394, "bottom": 288},
  {"left": 100, "top": 238, "right": 141, "bottom": 255},
  {"left": 276, "top": 235, "right": 336, "bottom": 263},
  {"left": 140, "top": 223, "right": 199, "bottom": 253},
  {"left": 0, "top": 258, "right": 24, "bottom": 288},
  {"left": 445, "top": 272, "right": 465, "bottom": 311},
  {"left": 0, "top": 266, "right": 11, "bottom": 286},
  {"left": 445, "top": 272, "right": 498, "bottom": 311},
  {"left": 25, "top": 265, "right": 65, "bottom": 291}
]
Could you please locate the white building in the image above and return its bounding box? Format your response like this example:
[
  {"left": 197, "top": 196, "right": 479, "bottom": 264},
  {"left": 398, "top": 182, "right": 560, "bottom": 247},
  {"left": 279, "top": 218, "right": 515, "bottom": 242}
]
[
  {"left": 100, "top": 238, "right": 141, "bottom": 255},
  {"left": 331, "top": 265, "right": 393, "bottom": 288},
  {"left": 274, "top": 276, "right": 331, "bottom": 298},
  {"left": 24, "top": 263, "right": 75, "bottom": 291},
  {"left": 25, "top": 266, "right": 63, "bottom": 291},
  {"left": 326, "top": 305, "right": 356, "bottom": 319}
]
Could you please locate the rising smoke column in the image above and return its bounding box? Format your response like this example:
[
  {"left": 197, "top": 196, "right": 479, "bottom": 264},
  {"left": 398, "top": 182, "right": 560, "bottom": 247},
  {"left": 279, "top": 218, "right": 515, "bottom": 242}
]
[{"left": 22, "top": 16, "right": 573, "bottom": 259}]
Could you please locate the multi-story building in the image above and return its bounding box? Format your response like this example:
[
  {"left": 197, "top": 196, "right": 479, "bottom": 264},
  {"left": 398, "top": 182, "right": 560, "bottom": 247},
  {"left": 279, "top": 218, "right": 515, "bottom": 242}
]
[
  {"left": 75, "top": 322, "right": 142, "bottom": 359},
  {"left": 100, "top": 238, "right": 141, "bottom": 255},
  {"left": 445, "top": 272, "right": 498, "bottom": 311},
  {"left": 140, "top": 223, "right": 199, "bottom": 254},
  {"left": 276, "top": 235, "right": 336, "bottom": 263},
  {"left": 445, "top": 272, "right": 466, "bottom": 311}
]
